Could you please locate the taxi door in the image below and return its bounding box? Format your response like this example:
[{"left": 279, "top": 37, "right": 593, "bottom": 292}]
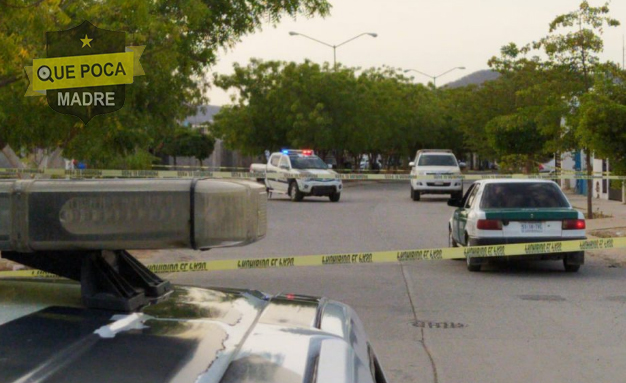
[{"left": 454, "top": 183, "right": 479, "bottom": 245}]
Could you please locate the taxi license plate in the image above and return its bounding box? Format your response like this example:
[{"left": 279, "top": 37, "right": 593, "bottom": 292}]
[
  {"left": 434, "top": 182, "right": 444, "bottom": 186},
  {"left": 521, "top": 222, "right": 543, "bottom": 233}
]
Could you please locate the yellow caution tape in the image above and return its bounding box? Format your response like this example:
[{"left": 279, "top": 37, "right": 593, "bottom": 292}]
[
  {"left": 0, "top": 167, "right": 625, "bottom": 181},
  {"left": 1, "top": 237, "right": 622, "bottom": 278}
]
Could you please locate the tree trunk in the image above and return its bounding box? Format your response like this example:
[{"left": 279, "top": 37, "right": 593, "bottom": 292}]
[
  {"left": 585, "top": 148, "right": 593, "bottom": 219},
  {"left": 1, "top": 145, "right": 25, "bottom": 169}
]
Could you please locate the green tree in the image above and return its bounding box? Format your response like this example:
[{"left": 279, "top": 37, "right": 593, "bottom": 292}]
[
  {"left": 212, "top": 60, "right": 454, "bottom": 168},
  {"left": 488, "top": 1, "right": 619, "bottom": 217},
  {"left": 162, "top": 127, "right": 215, "bottom": 165},
  {"left": 0, "top": 0, "right": 330, "bottom": 168},
  {"left": 577, "top": 65, "right": 626, "bottom": 173},
  {"left": 485, "top": 113, "right": 545, "bottom": 172}
]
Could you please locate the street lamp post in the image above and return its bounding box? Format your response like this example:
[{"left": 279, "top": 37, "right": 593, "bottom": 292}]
[
  {"left": 289, "top": 32, "right": 378, "bottom": 70},
  {"left": 404, "top": 66, "right": 466, "bottom": 88}
]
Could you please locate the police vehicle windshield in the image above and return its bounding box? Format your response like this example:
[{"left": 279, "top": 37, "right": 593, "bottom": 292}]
[{"left": 289, "top": 155, "right": 328, "bottom": 170}]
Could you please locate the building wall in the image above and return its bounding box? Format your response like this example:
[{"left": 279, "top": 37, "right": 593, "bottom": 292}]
[
  {"left": 559, "top": 151, "right": 576, "bottom": 190},
  {"left": 166, "top": 139, "right": 259, "bottom": 169}
]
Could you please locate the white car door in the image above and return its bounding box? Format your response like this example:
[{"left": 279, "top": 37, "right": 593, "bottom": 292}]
[
  {"left": 276, "top": 155, "right": 291, "bottom": 193},
  {"left": 265, "top": 154, "right": 281, "bottom": 190}
]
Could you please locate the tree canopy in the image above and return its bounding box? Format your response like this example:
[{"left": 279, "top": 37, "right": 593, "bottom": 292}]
[
  {"left": 0, "top": 0, "right": 331, "bottom": 167},
  {"left": 211, "top": 60, "right": 465, "bottom": 168}
]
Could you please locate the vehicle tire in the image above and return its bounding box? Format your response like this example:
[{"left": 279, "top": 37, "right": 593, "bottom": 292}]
[
  {"left": 563, "top": 252, "right": 583, "bottom": 272},
  {"left": 329, "top": 192, "right": 341, "bottom": 202},
  {"left": 466, "top": 237, "right": 482, "bottom": 272},
  {"left": 289, "top": 181, "right": 304, "bottom": 202},
  {"left": 448, "top": 227, "right": 458, "bottom": 247},
  {"left": 564, "top": 263, "right": 580, "bottom": 272},
  {"left": 411, "top": 188, "right": 420, "bottom": 201}
]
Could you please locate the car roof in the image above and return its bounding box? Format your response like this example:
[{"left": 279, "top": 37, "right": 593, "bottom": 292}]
[{"left": 0, "top": 278, "right": 373, "bottom": 383}]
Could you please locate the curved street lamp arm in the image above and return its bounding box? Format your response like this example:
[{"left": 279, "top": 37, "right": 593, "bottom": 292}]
[
  {"left": 336, "top": 33, "right": 377, "bottom": 48},
  {"left": 404, "top": 68, "right": 435, "bottom": 81},
  {"left": 435, "top": 67, "right": 464, "bottom": 79},
  {"left": 291, "top": 33, "right": 334, "bottom": 48}
]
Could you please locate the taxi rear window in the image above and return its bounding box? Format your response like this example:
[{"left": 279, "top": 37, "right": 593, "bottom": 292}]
[{"left": 480, "top": 183, "right": 569, "bottom": 209}]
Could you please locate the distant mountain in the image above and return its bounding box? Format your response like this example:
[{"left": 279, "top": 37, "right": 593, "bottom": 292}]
[{"left": 444, "top": 70, "right": 500, "bottom": 89}]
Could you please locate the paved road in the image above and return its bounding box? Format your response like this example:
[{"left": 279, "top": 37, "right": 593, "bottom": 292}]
[{"left": 163, "top": 182, "right": 626, "bottom": 383}]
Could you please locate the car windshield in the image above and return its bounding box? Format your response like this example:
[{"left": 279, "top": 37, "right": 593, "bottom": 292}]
[
  {"left": 289, "top": 155, "right": 328, "bottom": 170},
  {"left": 418, "top": 154, "right": 457, "bottom": 167},
  {"left": 480, "top": 183, "right": 570, "bottom": 209}
]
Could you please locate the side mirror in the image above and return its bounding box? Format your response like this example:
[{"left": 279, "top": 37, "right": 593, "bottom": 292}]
[
  {"left": 328, "top": 164, "right": 333, "bottom": 169},
  {"left": 447, "top": 198, "right": 463, "bottom": 208},
  {"left": 409, "top": 162, "right": 415, "bottom": 167}
]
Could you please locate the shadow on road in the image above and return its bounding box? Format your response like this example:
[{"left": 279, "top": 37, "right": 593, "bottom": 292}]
[
  {"left": 410, "top": 197, "right": 450, "bottom": 203},
  {"left": 267, "top": 197, "right": 351, "bottom": 204}
]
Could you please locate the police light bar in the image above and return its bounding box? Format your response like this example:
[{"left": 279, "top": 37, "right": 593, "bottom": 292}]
[
  {"left": 281, "top": 149, "right": 315, "bottom": 156},
  {"left": 0, "top": 179, "right": 267, "bottom": 252}
]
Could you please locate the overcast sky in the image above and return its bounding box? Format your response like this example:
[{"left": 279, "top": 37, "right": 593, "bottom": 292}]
[{"left": 207, "top": 0, "right": 626, "bottom": 105}]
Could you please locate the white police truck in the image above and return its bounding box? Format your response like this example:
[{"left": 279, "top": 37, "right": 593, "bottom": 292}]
[{"left": 265, "top": 149, "right": 343, "bottom": 202}]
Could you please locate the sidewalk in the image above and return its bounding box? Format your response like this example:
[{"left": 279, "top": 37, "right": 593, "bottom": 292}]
[
  {"left": 563, "top": 191, "right": 626, "bottom": 231},
  {"left": 564, "top": 191, "right": 626, "bottom": 266}
]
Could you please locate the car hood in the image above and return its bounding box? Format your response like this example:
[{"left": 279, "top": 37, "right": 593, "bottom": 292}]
[
  {"left": 295, "top": 169, "right": 339, "bottom": 181},
  {"left": 413, "top": 166, "right": 460, "bottom": 174},
  {"left": 0, "top": 279, "right": 378, "bottom": 383}
]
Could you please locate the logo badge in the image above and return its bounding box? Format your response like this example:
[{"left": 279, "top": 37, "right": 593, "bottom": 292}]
[{"left": 25, "top": 21, "right": 145, "bottom": 124}]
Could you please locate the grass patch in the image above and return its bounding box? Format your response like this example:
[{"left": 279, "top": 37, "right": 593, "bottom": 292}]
[
  {"left": 573, "top": 206, "right": 613, "bottom": 219},
  {"left": 590, "top": 227, "right": 626, "bottom": 238}
]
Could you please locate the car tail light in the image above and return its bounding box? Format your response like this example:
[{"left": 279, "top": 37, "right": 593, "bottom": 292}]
[
  {"left": 477, "top": 219, "right": 502, "bottom": 230},
  {"left": 562, "top": 219, "right": 585, "bottom": 230}
]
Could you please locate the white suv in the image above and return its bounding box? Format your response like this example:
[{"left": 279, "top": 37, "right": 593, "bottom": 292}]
[
  {"left": 265, "top": 149, "right": 343, "bottom": 202},
  {"left": 409, "top": 149, "right": 463, "bottom": 201}
]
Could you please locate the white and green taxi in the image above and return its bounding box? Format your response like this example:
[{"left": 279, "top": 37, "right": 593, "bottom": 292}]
[{"left": 448, "top": 179, "right": 586, "bottom": 272}]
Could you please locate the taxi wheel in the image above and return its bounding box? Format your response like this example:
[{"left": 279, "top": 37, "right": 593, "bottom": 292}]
[
  {"left": 411, "top": 188, "right": 420, "bottom": 201},
  {"left": 329, "top": 192, "right": 341, "bottom": 202},
  {"left": 289, "top": 182, "right": 304, "bottom": 202},
  {"left": 466, "top": 237, "right": 482, "bottom": 272},
  {"left": 563, "top": 259, "right": 581, "bottom": 273},
  {"left": 467, "top": 257, "right": 481, "bottom": 272},
  {"left": 448, "top": 228, "right": 458, "bottom": 247}
]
